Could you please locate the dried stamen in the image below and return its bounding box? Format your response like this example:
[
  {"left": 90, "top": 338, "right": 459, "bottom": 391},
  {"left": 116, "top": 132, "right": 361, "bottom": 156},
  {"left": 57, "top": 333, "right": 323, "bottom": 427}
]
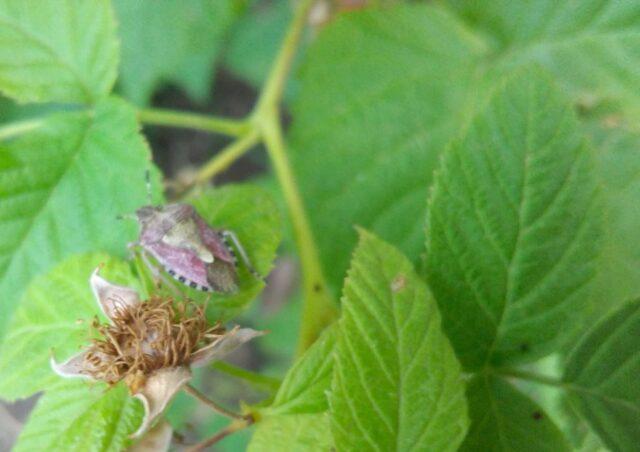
[{"left": 83, "top": 296, "right": 224, "bottom": 392}]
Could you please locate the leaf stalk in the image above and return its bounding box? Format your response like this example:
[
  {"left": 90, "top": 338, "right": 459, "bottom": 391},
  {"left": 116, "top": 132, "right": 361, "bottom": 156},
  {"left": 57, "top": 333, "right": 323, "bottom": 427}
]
[
  {"left": 194, "top": 129, "right": 261, "bottom": 185},
  {"left": 185, "top": 416, "right": 254, "bottom": 452},
  {"left": 183, "top": 383, "right": 244, "bottom": 420},
  {"left": 138, "top": 108, "right": 249, "bottom": 137}
]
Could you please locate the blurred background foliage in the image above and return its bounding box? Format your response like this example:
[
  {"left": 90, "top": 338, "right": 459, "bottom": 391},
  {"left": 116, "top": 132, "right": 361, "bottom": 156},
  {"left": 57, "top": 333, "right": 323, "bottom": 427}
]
[{"left": 2, "top": 0, "right": 640, "bottom": 450}]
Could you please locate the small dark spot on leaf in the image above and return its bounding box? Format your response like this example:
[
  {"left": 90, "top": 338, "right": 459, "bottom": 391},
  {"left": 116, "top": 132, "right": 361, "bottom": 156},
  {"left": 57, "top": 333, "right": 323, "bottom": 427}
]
[
  {"left": 532, "top": 411, "right": 543, "bottom": 420},
  {"left": 391, "top": 274, "right": 406, "bottom": 293},
  {"left": 520, "top": 343, "right": 529, "bottom": 353},
  {"left": 313, "top": 283, "right": 322, "bottom": 293}
]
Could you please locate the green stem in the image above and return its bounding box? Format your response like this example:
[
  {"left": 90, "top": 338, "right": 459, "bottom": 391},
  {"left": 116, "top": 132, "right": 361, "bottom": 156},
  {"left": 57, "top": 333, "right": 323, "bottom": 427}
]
[
  {"left": 183, "top": 383, "right": 244, "bottom": 419},
  {"left": 138, "top": 108, "right": 249, "bottom": 137},
  {"left": 496, "top": 368, "right": 565, "bottom": 388},
  {"left": 185, "top": 417, "right": 253, "bottom": 452},
  {"left": 253, "top": 0, "right": 337, "bottom": 354},
  {"left": 260, "top": 114, "right": 337, "bottom": 354},
  {"left": 212, "top": 361, "right": 281, "bottom": 393},
  {"left": 254, "top": 0, "right": 315, "bottom": 114},
  {"left": 194, "top": 129, "right": 260, "bottom": 186},
  {"left": 0, "top": 119, "right": 43, "bottom": 141}
]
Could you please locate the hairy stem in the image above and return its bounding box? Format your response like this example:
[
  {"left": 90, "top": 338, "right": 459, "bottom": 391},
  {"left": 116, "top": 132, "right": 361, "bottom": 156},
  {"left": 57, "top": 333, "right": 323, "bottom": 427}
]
[
  {"left": 183, "top": 384, "right": 244, "bottom": 420},
  {"left": 212, "top": 361, "right": 281, "bottom": 393},
  {"left": 138, "top": 108, "right": 249, "bottom": 137},
  {"left": 195, "top": 129, "right": 260, "bottom": 186}
]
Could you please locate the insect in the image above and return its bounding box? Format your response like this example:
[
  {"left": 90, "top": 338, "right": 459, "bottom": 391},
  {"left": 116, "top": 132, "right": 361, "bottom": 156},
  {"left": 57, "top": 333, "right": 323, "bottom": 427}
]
[{"left": 127, "top": 172, "right": 260, "bottom": 294}]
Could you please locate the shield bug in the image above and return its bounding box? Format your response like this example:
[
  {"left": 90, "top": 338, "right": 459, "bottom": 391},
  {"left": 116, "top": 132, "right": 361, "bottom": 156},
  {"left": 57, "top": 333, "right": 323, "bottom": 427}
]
[{"left": 128, "top": 172, "right": 260, "bottom": 294}]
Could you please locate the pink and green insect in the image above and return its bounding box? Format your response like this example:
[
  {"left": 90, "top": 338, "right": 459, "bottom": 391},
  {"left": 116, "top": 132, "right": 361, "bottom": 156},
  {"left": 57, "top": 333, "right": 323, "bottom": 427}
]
[{"left": 129, "top": 174, "right": 259, "bottom": 294}]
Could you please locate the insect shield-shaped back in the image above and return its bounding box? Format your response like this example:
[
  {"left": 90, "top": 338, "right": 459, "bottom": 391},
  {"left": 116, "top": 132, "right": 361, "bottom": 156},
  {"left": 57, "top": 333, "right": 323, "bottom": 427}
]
[{"left": 135, "top": 203, "right": 242, "bottom": 293}]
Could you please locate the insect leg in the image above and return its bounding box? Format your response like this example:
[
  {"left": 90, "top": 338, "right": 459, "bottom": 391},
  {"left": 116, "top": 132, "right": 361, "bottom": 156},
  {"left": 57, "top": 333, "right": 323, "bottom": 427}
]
[
  {"left": 127, "top": 241, "right": 141, "bottom": 259},
  {"left": 117, "top": 213, "right": 137, "bottom": 221},
  {"left": 145, "top": 169, "right": 153, "bottom": 204},
  {"left": 138, "top": 248, "right": 182, "bottom": 297},
  {"left": 221, "top": 230, "right": 262, "bottom": 280}
]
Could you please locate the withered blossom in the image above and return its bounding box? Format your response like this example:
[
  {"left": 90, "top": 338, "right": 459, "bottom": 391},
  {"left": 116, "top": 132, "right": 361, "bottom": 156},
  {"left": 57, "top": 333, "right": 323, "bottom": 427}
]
[{"left": 51, "top": 267, "right": 263, "bottom": 438}]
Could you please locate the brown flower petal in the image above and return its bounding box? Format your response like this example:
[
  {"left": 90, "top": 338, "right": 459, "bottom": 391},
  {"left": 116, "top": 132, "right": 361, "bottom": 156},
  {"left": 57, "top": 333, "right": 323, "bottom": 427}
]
[
  {"left": 128, "top": 420, "right": 172, "bottom": 452},
  {"left": 90, "top": 267, "right": 141, "bottom": 321},
  {"left": 132, "top": 367, "right": 192, "bottom": 438},
  {"left": 189, "top": 327, "right": 265, "bottom": 368},
  {"left": 50, "top": 350, "right": 100, "bottom": 379}
]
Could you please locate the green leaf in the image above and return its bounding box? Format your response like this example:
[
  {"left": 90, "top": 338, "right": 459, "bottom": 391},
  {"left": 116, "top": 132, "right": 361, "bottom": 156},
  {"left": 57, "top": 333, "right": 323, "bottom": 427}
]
[
  {"left": 425, "top": 70, "right": 601, "bottom": 369},
  {"left": 0, "top": 253, "right": 140, "bottom": 400},
  {"left": 248, "top": 413, "right": 332, "bottom": 452},
  {"left": 563, "top": 298, "right": 640, "bottom": 451},
  {"left": 509, "top": 355, "right": 606, "bottom": 451},
  {"left": 249, "top": 324, "right": 335, "bottom": 450},
  {"left": 113, "top": 0, "right": 237, "bottom": 105},
  {"left": 451, "top": 0, "right": 640, "bottom": 119},
  {"left": 330, "top": 230, "right": 468, "bottom": 451},
  {"left": 460, "top": 375, "right": 571, "bottom": 451},
  {"left": 0, "top": 97, "right": 162, "bottom": 339},
  {"left": 14, "top": 381, "right": 142, "bottom": 452},
  {"left": 267, "top": 324, "right": 335, "bottom": 415},
  {"left": 590, "top": 122, "right": 640, "bottom": 313},
  {"left": 0, "top": 0, "right": 118, "bottom": 104},
  {"left": 290, "top": 3, "right": 485, "bottom": 292},
  {"left": 187, "top": 184, "right": 281, "bottom": 320}
]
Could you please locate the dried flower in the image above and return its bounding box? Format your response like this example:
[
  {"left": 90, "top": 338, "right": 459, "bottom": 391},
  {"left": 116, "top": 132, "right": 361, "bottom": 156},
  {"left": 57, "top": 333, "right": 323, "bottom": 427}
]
[{"left": 51, "top": 267, "right": 263, "bottom": 437}]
